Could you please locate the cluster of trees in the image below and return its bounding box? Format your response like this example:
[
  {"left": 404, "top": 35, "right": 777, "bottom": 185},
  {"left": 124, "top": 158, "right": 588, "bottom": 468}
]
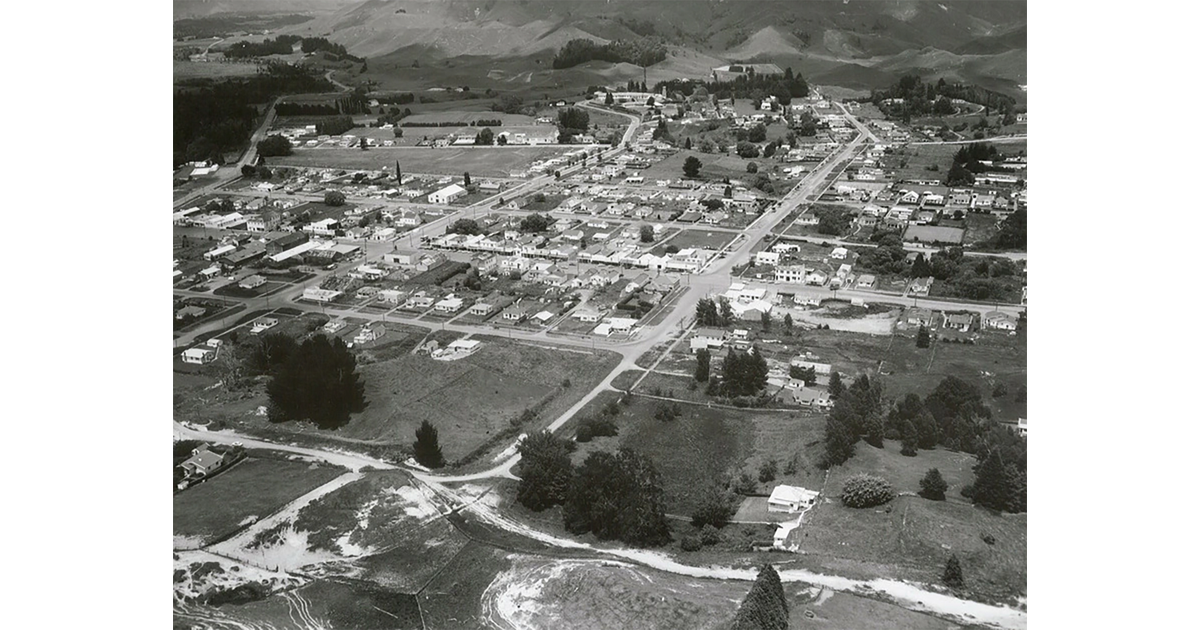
[
  {"left": 447, "top": 218, "right": 483, "bottom": 235},
  {"left": 474, "top": 127, "right": 495, "bottom": 145},
  {"left": 730, "top": 564, "right": 788, "bottom": 630},
  {"left": 224, "top": 35, "right": 301, "bottom": 58},
  {"left": 869, "top": 75, "right": 1016, "bottom": 123},
  {"left": 256, "top": 135, "right": 292, "bottom": 157},
  {"left": 173, "top": 64, "right": 334, "bottom": 167},
  {"left": 517, "top": 434, "right": 672, "bottom": 546},
  {"left": 980, "top": 209, "right": 1027, "bottom": 251},
  {"left": 822, "top": 374, "right": 884, "bottom": 466},
  {"left": 914, "top": 247, "right": 1022, "bottom": 302},
  {"left": 519, "top": 213, "right": 553, "bottom": 233},
  {"left": 695, "top": 297, "right": 733, "bottom": 327},
  {"left": 945, "top": 141, "right": 1002, "bottom": 186},
  {"left": 965, "top": 423, "right": 1027, "bottom": 513},
  {"left": 552, "top": 38, "right": 667, "bottom": 69},
  {"left": 299, "top": 36, "right": 351, "bottom": 58},
  {"left": 265, "top": 335, "right": 366, "bottom": 430},
  {"left": 491, "top": 94, "right": 525, "bottom": 114},
  {"left": 814, "top": 205, "right": 852, "bottom": 236},
  {"left": 655, "top": 66, "right": 809, "bottom": 107},
  {"left": 556, "top": 107, "right": 591, "bottom": 143},
  {"left": 710, "top": 346, "right": 769, "bottom": 398}
]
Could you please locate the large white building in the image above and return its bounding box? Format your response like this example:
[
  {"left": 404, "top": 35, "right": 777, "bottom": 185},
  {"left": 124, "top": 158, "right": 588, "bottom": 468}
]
[{"left": 428, "top": 184, "right": 467, "bottom": 205}]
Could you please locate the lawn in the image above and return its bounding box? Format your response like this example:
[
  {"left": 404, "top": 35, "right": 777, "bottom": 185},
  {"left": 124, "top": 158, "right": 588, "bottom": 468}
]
[
  {"left": 342, "top": 338, "right": 621, "bottom": 461},
  {"left": 173, "top": 456, "right": 343, "bottom": 545},
  {"left": 565, "top": 392, "right": 824, "bottom": 515},
  {"left": 275, "top": 146, "right": 569, "bottom": 178},
  {"left": 661, "top": 229, "right": 738, "bottom": 252}
]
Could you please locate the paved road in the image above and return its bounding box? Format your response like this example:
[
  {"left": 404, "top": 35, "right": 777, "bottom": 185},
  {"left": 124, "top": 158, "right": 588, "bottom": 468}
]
[{"left": 910, "top": 134, "right": 1027, "bottom": 145}]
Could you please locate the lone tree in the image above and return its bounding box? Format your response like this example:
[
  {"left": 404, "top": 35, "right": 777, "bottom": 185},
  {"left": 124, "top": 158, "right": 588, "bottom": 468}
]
[
  {"left": 359, "top": 137, "right": 368, "bottom": 150},
  {"left": 731, "top": 563, "right": 788, "bottom": 630},
  {"left": 694, "top": 348, "right": 711, "bottom": 382},
  {"left": 828, "top": 371, "right": 844, "bottom": 399},
  {"left": 691, "top": 485, "right": 735, "bottom": 528},
  {"left": 463, "top": 171, "right": 472, "bottom": 187},
  {"left": 916, "top": 325, "right": 931, "bottom": 348},
  {"left": 783, "top": 313, "right": 793, "bottom": 335},
  {"left": 395, "top": 160, "right": 402, "bottom": 184},
  {"left": 605, "top": 91, "right": 615, "bottom": 106},
  {"left": 516, "top": 431, "right": 574, "bottom": 510},
  {"left": 324, "top": 190, "right": 346, "bottom": 207},
  {"left": 919, "top": 468, "right": 949, "bottom": 501},
  {"left": 256, "top": 134, "right": 292, "bottom": 157},
  {"left": 942, "top": 554, "right": 965, "bottom": 589},
  {"left": 640, "top": 225, "right": 655, "bottom": 243},
  {"left": 760, "top": 310, "right": 772, "bottom": 332},
  {"left": 412, "top": 420, "right": 446, "bottom": 468},
  {"left": 266, "top": 335, "right": 365, "bottom": 430},
  {"left": 683, "top": 155, "right": 702, "bottom": 178}
]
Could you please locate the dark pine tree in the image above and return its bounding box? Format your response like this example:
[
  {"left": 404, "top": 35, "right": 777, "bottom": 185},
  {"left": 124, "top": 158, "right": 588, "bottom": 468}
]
[
  {"left": 412, "top": 420, "right": 446, "bottom": 468},
  {"left": 695, "top": 348, "right": 711, "bottom": 382},
  {"left": 943, "top": 554, "right": 965, "bottom": 589}
]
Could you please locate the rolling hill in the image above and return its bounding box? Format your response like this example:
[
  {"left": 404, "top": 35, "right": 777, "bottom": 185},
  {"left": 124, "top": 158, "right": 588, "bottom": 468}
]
[{"left": 178, "top": 0, "right": 1026, "bottom": 96}]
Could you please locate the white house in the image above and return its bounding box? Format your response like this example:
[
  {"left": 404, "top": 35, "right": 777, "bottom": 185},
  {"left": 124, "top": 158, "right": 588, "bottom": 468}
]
[
  {"left": 354, "top": 325, "right": 385, "bottom": 344},
  {"left": 429, "top": 184, "right": 467, "bottom": 205},
  {"left": 755, "top": 251, "right": 781, "bottom": 266},
  {"left": 767, "top": 485, "right": 820, "bottom": 513},
  {"left": 181, "top": 346, "right": 217, "bottom": 365}
]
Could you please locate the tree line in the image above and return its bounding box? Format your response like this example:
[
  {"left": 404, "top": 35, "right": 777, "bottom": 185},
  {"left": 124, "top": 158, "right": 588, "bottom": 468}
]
[
  {"left": 552, "top": 38, "right": 667, "bottom": 70},
  {"left": 654, "top": 66, "right": 809, "bottom": 107},
  {"left": 173, "top": 63, "right": 334, "bottom": 167},
  {"left": 516, "top": 431, "right": 672, "bottom": 547},
  {"left": 822, "top": 372, "right": 1026, "bottom": 513}
]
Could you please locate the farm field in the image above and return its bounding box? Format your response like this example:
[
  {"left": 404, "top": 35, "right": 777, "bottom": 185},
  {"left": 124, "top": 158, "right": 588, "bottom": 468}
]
[
  {"left": 173, "top": 60, "right": 263, "bottom": 80},
  {"left": 173, "top": 456, "right": 343, "bottom": 547},
  {"left": 275, "top": 146, "right": 569, "bottom": 178},
  {"left": 639, "top": 149, "right": 762, "bottom": 185},
  {"left": 564, "top": 392, "right": 825, "bottom": 515},
  {"left": 341, "top": 339, "right": 621, "bottom": 461}
]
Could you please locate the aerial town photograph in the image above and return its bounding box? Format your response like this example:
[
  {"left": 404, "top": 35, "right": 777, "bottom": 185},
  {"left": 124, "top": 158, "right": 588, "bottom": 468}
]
[{"left": 169, "top": 1, "right": 1030, "bottom": 628}]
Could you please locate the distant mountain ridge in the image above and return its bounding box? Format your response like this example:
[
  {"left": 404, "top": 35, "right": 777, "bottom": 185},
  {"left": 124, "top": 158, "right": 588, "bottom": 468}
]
[{"left": 178, "top": 0, "right": 1026, "bottom": 93}]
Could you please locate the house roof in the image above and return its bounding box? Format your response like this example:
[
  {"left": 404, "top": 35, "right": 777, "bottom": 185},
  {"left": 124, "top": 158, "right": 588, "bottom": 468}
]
[
  {"left": 768, "top": 484, "right": 819, "bottom": 505},
  {"left": 183, "top": 449, "right": 224, "bottom": 469}
]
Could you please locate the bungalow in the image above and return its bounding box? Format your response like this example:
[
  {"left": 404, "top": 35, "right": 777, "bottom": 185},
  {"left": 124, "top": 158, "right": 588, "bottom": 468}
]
[
  {"left": 323, "top": 319, "right": 348, "bottom": 333},
  {"left": 984, "top": 310, "right": 1018, "bottom": 331},
  {"left": 855, "top": 274, "right": 876, "bottom": 289},
  {"left": 377, "top": 289, "right": 404, "bottom": 304},
  {"left": 302, "top": 287, "right": 342, "bottom": 303},
  {"left": 805, "top": 269, "right": 828, "bottom": 286},
  {"left": 405, "top": 295, "right": 435, "bottom": 310},
  {"left": 908, "top": 276, "right": 934, "bottom": 296},
  {"left": 250, "top": 317, "right": 279, "bottom": 334},
  {"left": 830, "top": 247, "right": 849, "bottom": 260},
  {"left": 690, "top": 327, "right": 727, "bottom": 353},
  {"left": 501, "top": 302, "right": 535, "bottom": 322},
  {"left": 180, "top": 346, "right": 217, "bottom": 365},
  {"left": 790, "top": 359, "right": 832, "bottom": 375},
  {"left": 767, "top": 485, "right": 820, "bottom": 513},
  {"left": 434, "top": 295, "right": 465, "bottom": 313},
  {"left": 574, "top": 306, "right": 603, "bottom": 323},
  {"left": 943, "top": 312, "right": 974, "bottom": 332},
  {"left": 238, "top": 275, "right": 266, "bottom": 290},
  {"left": 179, "top": 446, "right": 227, "bottom": 478},
  {"left": 793, "top": 388, "right": 833, "bottom": 409},
  {"left": 354, "top": 325, "right": 385, "bottom": 344},
  {"left": 469, "top": 296, "right": 507, "bottom": 318},
  {"left": 755, "top": 251, "right": 781, "bottom": 266},
  {"left": 608, "top": 317, "right": 637, "bottom": 333},
  {"left": 175, "top": 305, "right": 207, "bottom": 320},
  {"left": 905, "top": 307, "right": 936, "bottom": 327}
]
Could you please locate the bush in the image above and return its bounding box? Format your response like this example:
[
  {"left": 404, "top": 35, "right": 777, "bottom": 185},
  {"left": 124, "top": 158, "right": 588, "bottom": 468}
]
[
  {"left": 699, "top": 524, "right": 722, "bottom": 546},
  {"left": 757, "top": 460, "right": 777, "bottom": 483},
  {"left": 680, "top": 535, "right": 703, "bottom": 552},
  {"left": 919, "top": 468, "right": 948, "bottom": 501},
  {"left": 575, "top": 415, "right": 618, "bottom": 442},
  {"left": 980, "top": 532, "right": 996, "bottom": 545},
  {"left": 840, "top": 474, "right": 895, "bottom": 508},
  {"left": 324, "top": 190, "right": 346, "bottom": 207}
]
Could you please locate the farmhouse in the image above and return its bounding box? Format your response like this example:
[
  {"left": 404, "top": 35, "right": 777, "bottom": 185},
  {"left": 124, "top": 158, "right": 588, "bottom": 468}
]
[
  {"left": 179, "top": 446, "right": 227, "bottom": 478},
  {"left": 793, "top": 388, "right": 833, "bottom": 409},
  {"left": 181, "top": 346, "right": 217, "bottom": 365},
  {"left": 767, "top": 485, "right": 820, "bottom": 513}
]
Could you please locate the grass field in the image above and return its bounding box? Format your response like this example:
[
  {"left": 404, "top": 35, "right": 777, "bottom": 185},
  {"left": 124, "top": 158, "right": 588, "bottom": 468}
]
[
  {"left": 173, "top": 457, "right": 343, "bottom": 545},
  {"left": 275, "top": 146, "right": 569, "bottom": 178},
  {"left": 660, "top": 229, "right": 738, "bottom": 253},
  {"left": 173, "top": 60, "right": 263, "bottom": 80},
  {"left": 565, "top": 392, "right": 826, "bottom": 514},
  {"left": 639, "top": 149, "right": 764, "bottom": 186},
  {"left": 342, "top": 339, "right": 620, "bottom": 461}
]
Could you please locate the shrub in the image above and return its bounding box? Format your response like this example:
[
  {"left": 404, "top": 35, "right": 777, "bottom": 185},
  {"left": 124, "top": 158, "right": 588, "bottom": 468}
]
[
  {"left": 699, "top": 524, "right": 722, "bottom": 546},
  {"left": 840, "top": 474, "right": 895, "bottom": 508},
  {"left": 943, "top": 554, "right": 965, "bottom": 589},
  {"left": 757, "top": 460, "right": 778, "bottom": 483},
  {"left": 919, "top": 468, "right": 948, "bottom": 501},
  {"left": 680, "top": 535, "right": 703, "bottom": 552},
  {"left": 980, "top": 532, "right": 996, "bottom": 545},
  {"left": 575, "top": 416, "right": 618, "bottom": 442}
]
